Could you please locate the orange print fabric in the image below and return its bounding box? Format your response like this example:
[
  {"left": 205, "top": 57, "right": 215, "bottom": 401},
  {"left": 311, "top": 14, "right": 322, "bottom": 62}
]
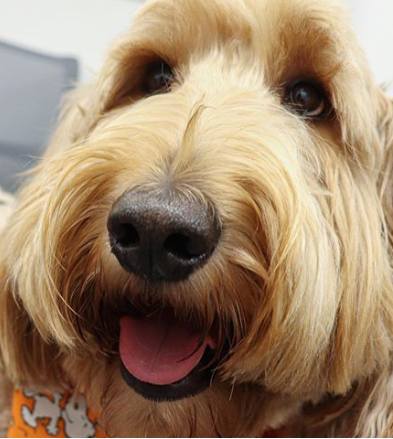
[{"left": 8, "top": 389, "right": 107, "bottom": 438}]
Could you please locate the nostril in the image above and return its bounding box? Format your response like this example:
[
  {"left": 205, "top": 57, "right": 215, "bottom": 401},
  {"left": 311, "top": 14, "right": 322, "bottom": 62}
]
[
  {"left": 115, "top": 223, "right": 140, "bottom": 248},
  {"left": 164, "top": 233, "right": 206, "bottom": 261}
]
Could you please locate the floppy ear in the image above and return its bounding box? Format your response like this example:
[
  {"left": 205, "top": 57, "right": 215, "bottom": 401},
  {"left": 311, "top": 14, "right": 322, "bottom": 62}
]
[
  {"left": 0, "top": 271, "right": 64, "bottom": 388},
  {"left": 0, "top": 83, "right": 102, "bottom": 389},
  {"left": 0, "top": 194, "right": 41, "bottom": 389},
  {"left": 347, "top": 89, "right": 393, "bottom": 437},
  {"left": 0, "top": 192, "right": 56, "bottom": 388}
]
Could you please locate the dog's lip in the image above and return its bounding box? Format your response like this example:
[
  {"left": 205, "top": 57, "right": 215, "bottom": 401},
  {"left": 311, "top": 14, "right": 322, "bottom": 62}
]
[{"left": 120, "top": 347, "right": 216, "bottom": 402}]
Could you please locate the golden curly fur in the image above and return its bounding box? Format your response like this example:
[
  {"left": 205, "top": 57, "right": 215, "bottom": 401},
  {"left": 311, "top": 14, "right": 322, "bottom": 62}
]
[{"left": 1, "top": 0, "right": 393, "bottom": 436}]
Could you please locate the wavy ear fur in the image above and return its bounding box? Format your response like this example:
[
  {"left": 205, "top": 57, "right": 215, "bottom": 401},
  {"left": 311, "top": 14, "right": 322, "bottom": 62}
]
[
  {"left": 302, "top": 88, "right": 393, "bottom": 437},
  {"left": 352, "top": 89, "right": 393, "bottom": 437},
  {"left": 0, "top": 84, "right": 99, "bottom": 389},
  {"left": 0, "top": 275, "right": 63, "bottom": 388}
]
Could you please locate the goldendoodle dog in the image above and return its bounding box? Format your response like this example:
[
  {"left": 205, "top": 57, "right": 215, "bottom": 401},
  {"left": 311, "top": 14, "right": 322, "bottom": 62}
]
[{"left": 1, "top": 0, "right": 393, "bottom": 436}]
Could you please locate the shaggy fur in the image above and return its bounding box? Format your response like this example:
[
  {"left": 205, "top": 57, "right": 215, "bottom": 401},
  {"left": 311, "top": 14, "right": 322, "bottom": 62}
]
[{"left": 1, "top": 0, "right": 393, "bottom": 436}]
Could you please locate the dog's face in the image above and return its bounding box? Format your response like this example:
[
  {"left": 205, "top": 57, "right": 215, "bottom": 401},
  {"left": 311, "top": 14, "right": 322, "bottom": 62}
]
[{"left": 1, "top": 0, "right": 393, "bottom": 436}]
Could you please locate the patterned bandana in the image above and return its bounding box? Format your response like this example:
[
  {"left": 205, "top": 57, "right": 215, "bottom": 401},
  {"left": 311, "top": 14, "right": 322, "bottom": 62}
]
[{"left": 8, "top": 389, "right": 107, "bottom": 438}]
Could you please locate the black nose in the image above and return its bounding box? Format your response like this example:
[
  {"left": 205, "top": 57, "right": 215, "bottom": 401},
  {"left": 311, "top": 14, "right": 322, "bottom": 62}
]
[{"left": 107, "top": 190, "right": 221, "bottom": 281}]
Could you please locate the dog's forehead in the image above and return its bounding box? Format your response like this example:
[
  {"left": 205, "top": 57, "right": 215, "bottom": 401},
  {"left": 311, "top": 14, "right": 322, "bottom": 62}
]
[
  {"left": 127, "top": 0, "right": 350, "bottom": 79},
  {"left": 133, "top": 0, "right": 349, "bottom": 43}
]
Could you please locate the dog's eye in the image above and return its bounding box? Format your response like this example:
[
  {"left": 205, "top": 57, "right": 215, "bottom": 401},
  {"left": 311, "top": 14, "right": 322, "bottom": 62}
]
[
  {"left": 285, "top": 80, "right": 328, "bottom": 118},
  {"left": 143, "top": 61, "right": 174, "bottom": 95}
]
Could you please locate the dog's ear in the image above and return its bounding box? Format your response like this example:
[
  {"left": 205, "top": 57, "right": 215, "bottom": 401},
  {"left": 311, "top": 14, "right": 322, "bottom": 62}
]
[
  {"left": 0, "top": 268, "right": 63, "bottom": 388},
  {"left": 0, "top": 188, "right": 63, "bottom": 388},
  {"left": 350, "top": 89, "right": 393, "bottom": 437}
]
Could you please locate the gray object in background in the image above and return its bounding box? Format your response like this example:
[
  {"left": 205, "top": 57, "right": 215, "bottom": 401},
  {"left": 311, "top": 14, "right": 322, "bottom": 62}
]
[{"left": 0, "top": 41, "right": 78, "bottom": 192}]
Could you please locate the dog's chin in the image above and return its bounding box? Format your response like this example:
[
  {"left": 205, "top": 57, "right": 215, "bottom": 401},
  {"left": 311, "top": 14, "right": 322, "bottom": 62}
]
[{"left": 118, "top": 306, "right": 225, "bottom": 402}]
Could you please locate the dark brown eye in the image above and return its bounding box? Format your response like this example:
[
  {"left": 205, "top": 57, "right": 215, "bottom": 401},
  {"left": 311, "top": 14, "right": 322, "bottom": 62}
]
[
  {"left": 285, "top": 80, "right": 328, "bottom": 118},
  {"left": 143, "top": 61, "right": 174, "bottom": 95}
]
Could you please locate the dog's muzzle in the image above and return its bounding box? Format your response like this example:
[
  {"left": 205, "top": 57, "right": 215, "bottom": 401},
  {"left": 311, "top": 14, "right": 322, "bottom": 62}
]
[
  {"left": 107, "top": 189, "right": 221, "bottom": 282},
  {"left": 107, "top": 189, "right": 223, "bottom": 401}
]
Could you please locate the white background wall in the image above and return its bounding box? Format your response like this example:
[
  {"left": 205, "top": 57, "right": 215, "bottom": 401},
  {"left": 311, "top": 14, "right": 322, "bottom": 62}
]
[
  {"left": 0, "top": 0, "right": 392, "bottom": 90},
  {"left": 345, "top": 0, "right": 393, "bottom": 91}
]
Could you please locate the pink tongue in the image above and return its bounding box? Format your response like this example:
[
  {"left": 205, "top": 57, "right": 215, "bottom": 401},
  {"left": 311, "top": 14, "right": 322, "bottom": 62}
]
[{"left": 120, "top": 310, "right": 215, "bottom": 385}]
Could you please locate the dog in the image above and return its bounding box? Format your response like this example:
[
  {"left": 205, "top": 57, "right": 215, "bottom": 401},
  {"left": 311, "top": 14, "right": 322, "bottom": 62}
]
[{"left": 1, "top": 0, "right": 393, "bottom": 436}]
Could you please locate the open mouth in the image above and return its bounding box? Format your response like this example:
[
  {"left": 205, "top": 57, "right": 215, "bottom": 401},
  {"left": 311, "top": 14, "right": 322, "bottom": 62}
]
[{"left": 119, "top": 308, "right": 220, "bottom": 402}]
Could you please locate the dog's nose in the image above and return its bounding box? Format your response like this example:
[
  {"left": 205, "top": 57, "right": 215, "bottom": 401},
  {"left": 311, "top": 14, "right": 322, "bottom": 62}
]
[{"left": 107, "top": 190, "right": 221, "bottom": 281}]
